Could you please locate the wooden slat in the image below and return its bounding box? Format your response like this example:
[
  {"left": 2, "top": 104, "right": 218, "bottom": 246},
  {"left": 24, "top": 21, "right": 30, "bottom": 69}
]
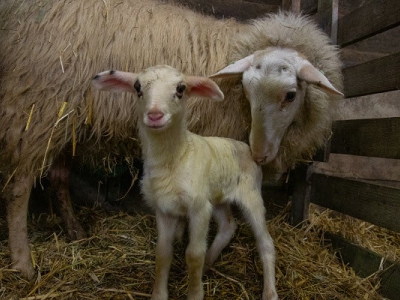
[
  {"left": 282, "top": 0, "right": 301, "bottom": 13},
  {"left": 310, "top": 174, "right": 400, "bottom": 232},
  {"left": 324, "top": 233, "right": 400, "bottom": 299},
  {"left": 337, "top": 0, "right": 400, "bottom": 47},
  {"left": 312, "top": 138, "right": 331, "bottom": 162},
  {"left": 288, "top": 164, "right": 311, "bottom": 225},
  {"left": 330, "top": 117, "right": 400, "bottom": 159},
  {"left": 343, "top": 52, "right": 400, "bottom": 98},
  {"left": 336, "top": 90, "right": 400, "bottom": 121},
  {"left": 313, "top": 2, "right": 333, "bottom": 36},
  {"left": 300, "top": 0, "right": 318, "bottom": 15}
]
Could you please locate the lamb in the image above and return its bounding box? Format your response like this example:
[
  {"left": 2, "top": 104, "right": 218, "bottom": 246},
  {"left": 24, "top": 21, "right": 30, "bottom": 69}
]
[
  {"left": 92, "top": 65, "right": 278, "bottom": 300},
  {"left": 0, "top": 0, "right": 343, "bottom": 279}
]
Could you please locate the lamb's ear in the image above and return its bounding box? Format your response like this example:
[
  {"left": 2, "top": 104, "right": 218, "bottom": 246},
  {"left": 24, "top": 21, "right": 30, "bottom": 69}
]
[
  {"left": 185, "top": 76, "right": 224, "bottom": 101},
  {"left": 209, "top": 54, "right": 254, "bottom": 79},
  {"left": 299, "top": 62, "right": 343, "bottom": 96},
  {"left": 92, "top": 70, "right": 138, "bottom": 93}
]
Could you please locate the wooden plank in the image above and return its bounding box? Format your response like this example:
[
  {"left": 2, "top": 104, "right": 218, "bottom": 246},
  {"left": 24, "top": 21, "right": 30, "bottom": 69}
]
[
  {"left": 312, "top": 138, "right": 331, "bottom": 162},
  {"left": 300, "top": 0, "right": 317, "bottom": 15},
  {"left": 310, "top": 174, "right": 400, "bottom": 232},
  {"left": 313, "top": 1, "right": 332, "bottom": 36},
  {"left": 337, "top": 0, "right": 400, "bottom": 47},
  {"left": 336, "top": 90, "right": 400, "bottom": 121},
  {"left": 282, "top": 0, "right": 301, "bottom": 13},
  {"left": 311, "top": 0, "right": 338, "bottom": 43},
  {"left": 330, "top": 117, "right": 400, "bottom": 159},
  {"left": 343, "top": 52, "right": 400, "bottom": 98},
  {"left": 288, "top": 164, "right": 311, "bottom": 225},
  {"left": 324, "top": 233, "right": 400, "bottom": 299}
]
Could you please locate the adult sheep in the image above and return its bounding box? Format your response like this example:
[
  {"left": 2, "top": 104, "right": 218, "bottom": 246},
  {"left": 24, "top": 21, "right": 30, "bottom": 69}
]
[{"left": 0, "top": 0, "right": 343, "bottom": 279}]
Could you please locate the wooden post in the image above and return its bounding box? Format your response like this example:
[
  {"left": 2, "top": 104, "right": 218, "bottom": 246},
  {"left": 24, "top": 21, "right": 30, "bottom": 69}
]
[
  {"left": 288, "top": 163, "right": 312, "bottom": 226},
  {"left": 316, "top": 0, "right": 339, "bottom": 43},
  {"left": 282, "top": 0, "right": 301, "bottom": 13}
]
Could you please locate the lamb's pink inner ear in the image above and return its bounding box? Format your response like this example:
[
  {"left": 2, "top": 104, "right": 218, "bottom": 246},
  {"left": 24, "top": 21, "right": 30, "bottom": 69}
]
[
  {"left": 208, "top": 54, "right": 254, "bottom": 79},
  {"left": 299, "top": 63, "right": 344, "bottom": 96},
  {"left": 186, "top": 76, "right": 224, "bottom": 101},
  {"left": 92, "top": 70, "right": 138, "bottom": 93}
]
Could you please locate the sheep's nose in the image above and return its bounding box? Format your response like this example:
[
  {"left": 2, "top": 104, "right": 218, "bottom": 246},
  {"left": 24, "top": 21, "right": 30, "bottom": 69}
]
[
  {"left": 253, "top": 155, "right": 268, "bottom": 165},
  {"left": 147, "top": 112, "right": 164, "bottom": 121}
]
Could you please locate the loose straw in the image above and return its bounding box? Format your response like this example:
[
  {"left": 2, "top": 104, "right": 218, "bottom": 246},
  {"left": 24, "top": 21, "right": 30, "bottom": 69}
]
[{"left": 25, "top": 104, "right": 35, "bottom": 131}]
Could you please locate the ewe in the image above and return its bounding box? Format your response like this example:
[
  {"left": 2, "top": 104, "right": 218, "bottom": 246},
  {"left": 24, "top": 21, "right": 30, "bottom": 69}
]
[
  {"left": 93, "top": 65, "right": 278, "bottom": 300},
  {"left": 1, "top": 0, "right": 342, "bottom": 278}
]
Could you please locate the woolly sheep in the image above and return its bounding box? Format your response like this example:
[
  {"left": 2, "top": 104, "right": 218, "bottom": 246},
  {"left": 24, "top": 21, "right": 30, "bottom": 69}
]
[
  {"left": 0, "top": 0, "right": 342, "bottom": 279},
  {"left": 92, "top": 65, "right": 278, "bottom": 300}
]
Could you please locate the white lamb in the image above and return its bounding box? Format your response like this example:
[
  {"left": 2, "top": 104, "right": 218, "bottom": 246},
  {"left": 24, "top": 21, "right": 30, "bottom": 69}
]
[{"left": 92, "top": 65, "right": 277, "bottom": 300}]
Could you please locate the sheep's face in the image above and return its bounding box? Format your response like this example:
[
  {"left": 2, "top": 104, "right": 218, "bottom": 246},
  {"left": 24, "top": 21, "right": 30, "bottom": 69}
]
[
  {"left": 135, "top": 66, "right": 186, "bottom": 131},
  {"left": 243, "top": 49, "right": 307, "bottom": 164},
  {"left": 210, "top": 47, "right": 342, "bottom": 165}
]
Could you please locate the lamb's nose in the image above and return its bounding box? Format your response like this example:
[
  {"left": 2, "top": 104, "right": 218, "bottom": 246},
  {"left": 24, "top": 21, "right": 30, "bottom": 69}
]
[{"left": 147, "top": 112, "right": 164, "bottom": 121}]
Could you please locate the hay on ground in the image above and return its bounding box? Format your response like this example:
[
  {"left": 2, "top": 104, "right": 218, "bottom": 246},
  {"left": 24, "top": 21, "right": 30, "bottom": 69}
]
[
  {"left": 0, "top": 204, "right": 384, "bottom": 299},
  {"left": 309, "top": 203, "right": 400, "bottom": 264}
]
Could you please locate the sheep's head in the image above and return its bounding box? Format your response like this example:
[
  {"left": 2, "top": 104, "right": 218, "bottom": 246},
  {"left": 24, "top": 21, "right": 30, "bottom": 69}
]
[
  {"left": 92, "top": 65, "right": 223, "bottom": 131},
  {"left": 210, "top": 47, "right": 343, "bottom": 165}
]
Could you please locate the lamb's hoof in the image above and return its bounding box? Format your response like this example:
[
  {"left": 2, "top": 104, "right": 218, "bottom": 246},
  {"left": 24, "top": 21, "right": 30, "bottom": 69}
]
[{"left": 13, "top": 261, "right": 36, "bottom": 280}]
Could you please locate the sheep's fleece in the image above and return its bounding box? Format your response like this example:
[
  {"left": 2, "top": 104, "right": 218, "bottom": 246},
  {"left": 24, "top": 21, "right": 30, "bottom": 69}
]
[{"left": 0, "top": 0, "right": 342, "bottom": 279}]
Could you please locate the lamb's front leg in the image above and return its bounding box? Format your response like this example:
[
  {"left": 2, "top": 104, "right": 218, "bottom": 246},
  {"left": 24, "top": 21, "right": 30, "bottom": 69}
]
[
  {"left": 186, "top": 204, "right": 212, "bottom": 300},
  {"left": 152, "top": 211, "right": 178, "bottom": 300},
  {"left": 240, "top": 191, "right": 277, "bottom": 300}
]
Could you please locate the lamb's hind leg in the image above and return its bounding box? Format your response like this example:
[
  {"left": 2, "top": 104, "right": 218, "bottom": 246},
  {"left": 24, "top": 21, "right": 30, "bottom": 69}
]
[
  {"left": 238, "top": 190, "right": 277, "bottom": 300},
  {"left": 6, "top": 172, "right": 35, "bottom": 279},
  {"left": 204, "top": 203, "right": 236, "bottom": 272},
  {"left": 152, "top": 211, "right": 179, "bottom": 300}
]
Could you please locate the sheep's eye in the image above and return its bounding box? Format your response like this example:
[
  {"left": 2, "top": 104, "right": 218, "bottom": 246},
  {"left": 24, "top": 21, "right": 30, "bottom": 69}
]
[
  {"left": 176, "top": 84, "right": 186, "bottom": 99},
  {"left": 134, "top": 80, "right": 142, "bottom": 97},
  {"left": 285, "top": 91, "right": 296, "bottom": 102}
]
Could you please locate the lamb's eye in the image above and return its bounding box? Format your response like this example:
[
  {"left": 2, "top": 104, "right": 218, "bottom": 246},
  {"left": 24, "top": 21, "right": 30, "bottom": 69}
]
[
  {"left": 176, "top": 84, "right": 186, "bottom": 99},
  {"left": 134, "top": 80, "right": 142, "bottom": 97},
  {"left": 285, "top": 91, "right": 296, "bottom": 102}
]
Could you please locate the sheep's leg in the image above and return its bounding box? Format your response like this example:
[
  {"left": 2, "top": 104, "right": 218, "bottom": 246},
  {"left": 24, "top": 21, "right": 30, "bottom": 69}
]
[
  {"left": 152, "top": 211, "right": 178, "bottom": 300},
  {"left": 186, "top": 205, "right": 212, "bottom": 300},
  {"left": 6, "top": 172, "right": 35, "bottom": 279},
  {"left": 204, "top": 203, "right": 236, "bottom": 272},
  {"left": 239, "top": 191, "right": 277, "bottom": 300},
  {"left": 49, "top": 156, "right": 87, "bottom": 240}
]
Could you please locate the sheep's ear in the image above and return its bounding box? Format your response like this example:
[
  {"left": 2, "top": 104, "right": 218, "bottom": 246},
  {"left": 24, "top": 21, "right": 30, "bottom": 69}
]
[
  {"left": 208, "top": 54, "right": 254, "bottom": 79},
  {"left": 185, "top": 76, "right": 224, "bottom": 101},
  {"left": 299, "top": 62, "right": 343, "bottom": 96},
  {"left": 92, "top": 70, "right": 138, "bottom": 93}
]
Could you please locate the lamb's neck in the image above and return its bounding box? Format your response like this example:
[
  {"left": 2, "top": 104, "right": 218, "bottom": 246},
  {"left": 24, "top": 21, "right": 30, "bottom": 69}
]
[{"left": 139, "top": 123, "right": 190, "bottom": 167}]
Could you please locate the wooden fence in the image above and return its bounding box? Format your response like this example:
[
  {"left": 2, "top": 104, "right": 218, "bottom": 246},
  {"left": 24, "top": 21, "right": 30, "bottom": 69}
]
[{"left": 288, "top": 1, "right": 400, "bottom": 298}]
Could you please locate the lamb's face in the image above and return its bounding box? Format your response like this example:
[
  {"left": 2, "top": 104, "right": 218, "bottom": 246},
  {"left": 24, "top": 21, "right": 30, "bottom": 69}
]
[
  {"left": 92, "top": 65, "right": 223, "bottom": 133},
  {"left": 135, "top": 66, "right": 187, "bottom": 131},
  {"left": 242, "top": 49, "right": 306, "bottom": 164}
]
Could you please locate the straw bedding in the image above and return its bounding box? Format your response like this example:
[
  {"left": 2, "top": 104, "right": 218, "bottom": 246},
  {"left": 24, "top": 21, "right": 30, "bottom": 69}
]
[
  {"left": 309, "top": 204, "right": 400, "bottom": 264},
  {"left": 0, "top": 202, "right": 386, "bottom": 299}
]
